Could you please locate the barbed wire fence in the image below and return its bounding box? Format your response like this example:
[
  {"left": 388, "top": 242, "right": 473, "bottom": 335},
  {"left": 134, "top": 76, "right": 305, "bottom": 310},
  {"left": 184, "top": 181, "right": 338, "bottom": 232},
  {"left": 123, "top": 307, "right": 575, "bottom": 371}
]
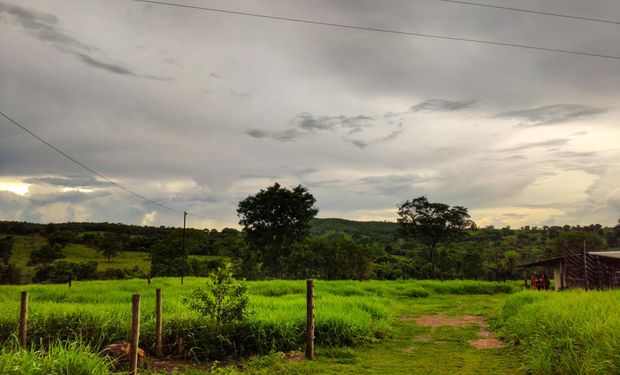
[{"left": 4, "top": 281, "right": 316, "bottom": 374}]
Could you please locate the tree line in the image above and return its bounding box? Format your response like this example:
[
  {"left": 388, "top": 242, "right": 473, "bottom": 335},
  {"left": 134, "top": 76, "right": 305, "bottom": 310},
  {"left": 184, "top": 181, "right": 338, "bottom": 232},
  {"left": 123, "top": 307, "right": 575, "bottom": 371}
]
[{"left": 1, "top": 182, "right": 620, "bottom": 284}]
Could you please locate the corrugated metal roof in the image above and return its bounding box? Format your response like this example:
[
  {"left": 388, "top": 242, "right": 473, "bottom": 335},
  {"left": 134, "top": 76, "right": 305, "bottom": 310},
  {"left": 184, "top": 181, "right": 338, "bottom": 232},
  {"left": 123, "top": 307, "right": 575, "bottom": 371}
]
[
  {"left": 518, "top": 256, "right": 563, "bottom": 268},
  {"left": 590, "top": 251, "right": 620, "bottom": 260},
  {"left": 518, "top": 251, "right": 620, "bottom": 267}
]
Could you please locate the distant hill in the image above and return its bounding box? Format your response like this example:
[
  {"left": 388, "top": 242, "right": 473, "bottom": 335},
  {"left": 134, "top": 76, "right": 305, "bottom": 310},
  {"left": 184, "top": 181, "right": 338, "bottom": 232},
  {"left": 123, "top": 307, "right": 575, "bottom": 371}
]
[{"left": 310, "top": 218, "right": 398, "bottom": 245}]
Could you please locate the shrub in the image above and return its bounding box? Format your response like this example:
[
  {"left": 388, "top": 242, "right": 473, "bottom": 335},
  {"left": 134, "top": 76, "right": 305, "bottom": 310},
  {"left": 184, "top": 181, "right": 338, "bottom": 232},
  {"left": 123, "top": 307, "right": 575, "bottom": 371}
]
[{"left": 185, "top": 266, "right": 250, "bottom": 335}]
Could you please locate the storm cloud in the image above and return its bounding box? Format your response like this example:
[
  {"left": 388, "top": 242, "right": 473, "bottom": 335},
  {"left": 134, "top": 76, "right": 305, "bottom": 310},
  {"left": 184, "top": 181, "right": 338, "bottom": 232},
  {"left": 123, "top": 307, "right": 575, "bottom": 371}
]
[
  {"left": 0, "top": 2, "right": 167, "bottom": 80},
  {"left": 1, "top": 0, "right": 619, "bottom": 228}
]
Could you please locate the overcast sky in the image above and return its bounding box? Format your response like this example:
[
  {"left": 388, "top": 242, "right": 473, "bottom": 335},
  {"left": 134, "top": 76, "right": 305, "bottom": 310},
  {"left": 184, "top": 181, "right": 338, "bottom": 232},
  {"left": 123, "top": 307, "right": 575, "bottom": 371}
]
[{"left": 1, "top": 0, "right": 619, "bottom": 229}]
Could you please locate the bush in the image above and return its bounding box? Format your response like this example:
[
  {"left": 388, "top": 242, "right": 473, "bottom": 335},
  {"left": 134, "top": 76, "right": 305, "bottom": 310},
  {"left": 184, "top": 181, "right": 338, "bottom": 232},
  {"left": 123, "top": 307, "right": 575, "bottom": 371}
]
[
  {"left": 33, "top": 261, "right": 98, "bottom": 283},
  {"left": 29, "top": 244, "right": 65, "bottom": 265},
  {"left": 0, "top": 263, "right": 21, "bottom": 285},
  {"left": 185, "top": 266, "right": 250, "bottom": 335}
]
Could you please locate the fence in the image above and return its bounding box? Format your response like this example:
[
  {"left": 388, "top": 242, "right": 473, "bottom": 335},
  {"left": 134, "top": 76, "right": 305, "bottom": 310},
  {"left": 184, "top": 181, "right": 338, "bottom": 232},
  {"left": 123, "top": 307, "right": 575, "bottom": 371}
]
[{"left": 13, "top": 279, "right": 316, "bottom": 374}]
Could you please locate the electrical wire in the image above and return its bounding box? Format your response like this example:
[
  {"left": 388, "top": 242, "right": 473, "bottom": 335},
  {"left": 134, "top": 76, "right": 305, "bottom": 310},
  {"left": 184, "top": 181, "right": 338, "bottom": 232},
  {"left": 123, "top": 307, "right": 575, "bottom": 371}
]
[
  {"left": 436, "top": 0, "right": 620, "bottom": 25},
  {"left": 0, "top": 110, "right": 222, "bottom": 221},
  {"left": 130, "top": 0, "right": 620, "bottom": 61}
]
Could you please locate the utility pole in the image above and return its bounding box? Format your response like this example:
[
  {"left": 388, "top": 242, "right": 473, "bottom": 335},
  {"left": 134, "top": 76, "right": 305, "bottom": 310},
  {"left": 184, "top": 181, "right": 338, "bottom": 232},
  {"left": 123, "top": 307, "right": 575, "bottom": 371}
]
[{"left": 181, "top": 211, "right": 187, "bottom": 285}]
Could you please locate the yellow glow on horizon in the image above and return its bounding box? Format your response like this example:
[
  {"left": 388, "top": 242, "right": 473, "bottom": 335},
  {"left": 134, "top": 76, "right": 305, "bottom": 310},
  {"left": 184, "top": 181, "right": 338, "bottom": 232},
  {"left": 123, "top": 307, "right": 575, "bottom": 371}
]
[{"left": 0, "top": 182, "right": 29, "bottom": 196}]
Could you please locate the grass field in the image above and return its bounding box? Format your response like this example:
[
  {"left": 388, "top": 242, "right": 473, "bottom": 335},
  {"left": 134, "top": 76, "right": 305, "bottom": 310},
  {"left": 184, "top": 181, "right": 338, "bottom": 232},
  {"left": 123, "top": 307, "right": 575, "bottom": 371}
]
[
  {"left": 7, "top": 235, "right": 212, "bottom": 283},
  {"left": 498, "top": 290, "right": 620, "bottom": 374},
  {"left": 0, "top": 278, "right": 520, "bottom": 373}
]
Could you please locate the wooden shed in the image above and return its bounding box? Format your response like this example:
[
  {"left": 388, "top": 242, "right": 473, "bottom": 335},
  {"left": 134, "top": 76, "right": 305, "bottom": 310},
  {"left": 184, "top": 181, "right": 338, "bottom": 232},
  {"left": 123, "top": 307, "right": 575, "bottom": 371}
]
[{"left": 519, "top": 249, "right": 620, "bottom": 291}]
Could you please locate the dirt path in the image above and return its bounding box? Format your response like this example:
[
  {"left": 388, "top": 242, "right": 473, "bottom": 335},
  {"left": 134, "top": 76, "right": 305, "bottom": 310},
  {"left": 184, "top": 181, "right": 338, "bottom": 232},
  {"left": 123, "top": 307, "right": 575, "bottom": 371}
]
[
  {"left": 414, "top": 314, "right": 504, "bottom": 349},
  {"left": 266, "top": 294, "right": 522, "bottom": 374}
]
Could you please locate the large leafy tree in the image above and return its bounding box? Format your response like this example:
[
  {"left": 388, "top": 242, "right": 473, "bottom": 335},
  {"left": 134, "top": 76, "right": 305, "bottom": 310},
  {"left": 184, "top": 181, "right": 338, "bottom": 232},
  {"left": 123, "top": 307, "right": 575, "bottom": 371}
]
[
  {"left": 0, "top": 236, "right": 14, "bottom": 264},
  {"left": 397, "top": 196, "right": 475, "bottom": 279},
  {"left": 97, "top": 233, "right": 123, "bottom": 262},
  {"left": 285, "top": 234, "right": 373, "bottom": 280},
  {"left": 29, "top": 243, "right": 65, "bottom": 266},
  {"left": 545, "top": 231, "right": 605, "bottom": 258},
  {"left": 237, "top": 183, "right": 318, "bottom": 276}
]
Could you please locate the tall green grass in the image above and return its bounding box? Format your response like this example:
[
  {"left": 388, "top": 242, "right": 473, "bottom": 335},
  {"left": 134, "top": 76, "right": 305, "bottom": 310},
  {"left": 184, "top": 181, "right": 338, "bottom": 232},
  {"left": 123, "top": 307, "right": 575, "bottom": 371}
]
[
  {"left": 0, "top": 278, "right": 515, "bottom": 360},
  {"left": 498, "top": 290, "right": 620, "bottom": 374},
  {"left": 0, "top": 341, "right": 112, "bottom": 375}
]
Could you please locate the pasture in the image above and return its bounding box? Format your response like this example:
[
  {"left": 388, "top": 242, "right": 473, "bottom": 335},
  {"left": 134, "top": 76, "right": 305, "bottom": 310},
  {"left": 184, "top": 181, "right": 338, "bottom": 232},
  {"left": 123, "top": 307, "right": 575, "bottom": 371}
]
[
  {"left": 4, "top": 279, "right": 620, "bottom": 374},
  {"left": 0, "top": 279, "right": 520, "bottom": 374}
]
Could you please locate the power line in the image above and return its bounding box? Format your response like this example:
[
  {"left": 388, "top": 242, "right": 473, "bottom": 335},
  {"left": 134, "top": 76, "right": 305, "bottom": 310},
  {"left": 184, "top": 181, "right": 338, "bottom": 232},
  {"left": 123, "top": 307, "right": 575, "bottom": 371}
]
[
  {"left": 0, "top": 110, "right": 220, "bottom": 221},
  {"left": 436, "top": 0, "right": 620, "bottom": 25},
  {"left": 130, "top": 0, "right": 620, "bottom": 61}
]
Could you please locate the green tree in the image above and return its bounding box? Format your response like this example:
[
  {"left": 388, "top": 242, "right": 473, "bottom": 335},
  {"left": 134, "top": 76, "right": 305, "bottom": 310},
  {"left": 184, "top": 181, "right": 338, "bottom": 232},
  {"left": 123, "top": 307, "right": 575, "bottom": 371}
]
[
  {"left": 98, "top": 233, "right": 123, "bottom": 262},
  {"left": 397, "top": 196, "right": 475, "bottom": 279},
  {"left": 0, "top": 236, "right": 14, "bottom": 264},
  {"left": 545, "top": 231, "right": 605, "bottom": 258},
  {"left": 0, "top": 263, "right": 21, "bottom": 284},
  {"left": 237, "top": 183, "right": 318, "bottom": 276},
  {"left": 185, "top": 265, "right": 249, "bottom": 335},
  {"left": 29, "top": 244, "right": 65, "bottom": 265},
  {"left": 502, "top": 250, "right": 521, "bottom": 279},
  {"left": 150, "top": 239, "right": 188, "bottom": 277},
  {"left": 286, "top": 235, "right": 373, "bottom": 280}
]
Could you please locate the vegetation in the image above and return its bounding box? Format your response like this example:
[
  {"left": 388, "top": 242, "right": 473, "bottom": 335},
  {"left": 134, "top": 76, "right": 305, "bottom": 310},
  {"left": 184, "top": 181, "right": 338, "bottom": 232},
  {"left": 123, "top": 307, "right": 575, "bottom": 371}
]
[
  {"left": 0, "top": 236, "right": 14, "bottom": 264},
  {"left": 28, "top": 243, "right": 65, "bottom": 266},
  {"left": 237, "top": 183, "right": 318, "bottom": 276},
  {"left": 0, "top": 279, "right": 516, "bottom": 361},
  {"left": 0, "top": 341, "right": 112, "bottom": 375},
  {"left": 286, "top": 235, "right": 373, "bottom": 280},
  {"left": 97, "top": 232, "right": 123, "bottom": 262},
  {"left": 397, "top": 196, "right": 475, "bottom": 279},
  {"left": 186, "top": 266, "right": 250, "bottom": 335},
  {"left": 498, "top": 290, "right": 620, "bottom": 374}
]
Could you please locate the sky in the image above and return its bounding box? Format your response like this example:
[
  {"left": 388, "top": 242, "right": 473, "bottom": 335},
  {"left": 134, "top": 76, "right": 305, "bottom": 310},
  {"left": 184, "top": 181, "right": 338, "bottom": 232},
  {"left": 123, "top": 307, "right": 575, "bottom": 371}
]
[{"left": 0, "top": 0, "right": 619, "bottom": 230}]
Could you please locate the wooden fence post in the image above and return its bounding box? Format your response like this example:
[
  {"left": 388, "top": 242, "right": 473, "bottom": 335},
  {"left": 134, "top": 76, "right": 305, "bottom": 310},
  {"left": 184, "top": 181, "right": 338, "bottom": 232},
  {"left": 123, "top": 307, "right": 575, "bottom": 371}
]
[
  {"left": 19, "top": 291, "right": 28, "bottom": 347},
  {"left": 155, "top": 289, "right": 163, "bottom": 357},
  {"left": 129, "top": 294, "right": 141, "bottom": 375},
  {"left": 305, "top": 279, "right": 314, "bottom": 360}
]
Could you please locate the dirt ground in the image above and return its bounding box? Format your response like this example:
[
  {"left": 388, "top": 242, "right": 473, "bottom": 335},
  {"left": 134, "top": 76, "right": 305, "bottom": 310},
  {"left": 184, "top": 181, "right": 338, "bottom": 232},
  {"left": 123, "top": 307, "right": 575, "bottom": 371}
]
[{"left": 414, "top": 314, "right": 503, "bottom": 349}]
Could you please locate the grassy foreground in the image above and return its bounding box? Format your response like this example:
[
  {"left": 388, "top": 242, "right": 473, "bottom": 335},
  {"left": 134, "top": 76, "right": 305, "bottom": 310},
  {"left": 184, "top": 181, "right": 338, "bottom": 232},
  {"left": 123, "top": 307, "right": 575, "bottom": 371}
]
[
  {"left": 498, "top": 290, "right": 620, "bottom": 374},
  {"left": 0, "top": 279, "right": 522, "bottom": 374},
  {"left": 0, "top": 279, "right": 516, "bottom": 360}
]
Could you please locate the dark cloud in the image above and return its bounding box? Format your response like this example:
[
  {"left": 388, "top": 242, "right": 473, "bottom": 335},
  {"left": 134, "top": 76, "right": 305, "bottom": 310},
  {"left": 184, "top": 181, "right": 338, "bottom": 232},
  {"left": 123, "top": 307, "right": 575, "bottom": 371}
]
[
  {"left": 494, "top": 104, "right": 609, "bottom": 126},
  {"left": 376, "top": 128, "right": 405, "bottom": 143},
  {"left": 498, "top": 138, "right": 569, "bottom": 153},
  {"left": 247, "top": 111, "right": 406, "bottom": 147},
  {"left": 0, "top": 2, "right": 167, "bottom": 80},
  {"left": 244, "top": 128, "right": 304, "bottom": 142},
  {"left": 23, "top": 176, "right": 114, "bottom": 188},
  {"left": 347, "top": 139, "right": 368, "bottom": 149},
  {"left": 347, "top": 127, "right": 406, "bottom": 149},
  {"left": 293, "top": 113, "right": 373, "bottom": 133},
  {"left": 410, "top": 99, "right": 479, "bottom": 113},
  {"left": 245, "top": 129, "right": 269, "bottom": 138},
  {"left": 2, "top": 0, "right": 620, "bottom": 228}
]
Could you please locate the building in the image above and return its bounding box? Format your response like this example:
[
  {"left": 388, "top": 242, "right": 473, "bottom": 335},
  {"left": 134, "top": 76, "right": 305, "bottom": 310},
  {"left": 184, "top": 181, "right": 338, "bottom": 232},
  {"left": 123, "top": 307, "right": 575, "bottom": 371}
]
[{"left": 519, "top": 249, "right": 620, "bottom": 291}]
